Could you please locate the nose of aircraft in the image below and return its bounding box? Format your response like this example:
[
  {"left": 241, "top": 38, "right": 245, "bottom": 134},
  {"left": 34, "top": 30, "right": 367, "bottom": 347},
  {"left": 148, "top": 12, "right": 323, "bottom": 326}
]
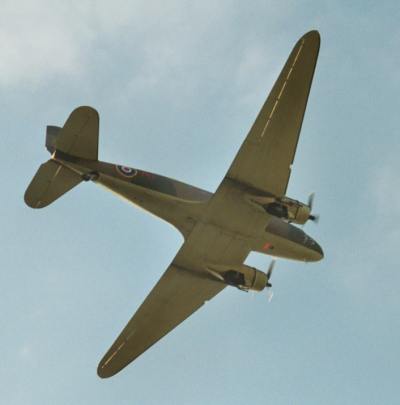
[{"left": 307, "top": 240, "right": 324, "bottom": 262}]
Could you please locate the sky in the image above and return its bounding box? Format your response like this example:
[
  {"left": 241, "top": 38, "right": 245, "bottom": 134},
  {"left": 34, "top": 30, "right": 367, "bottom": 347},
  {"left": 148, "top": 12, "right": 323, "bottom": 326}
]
[{"left": 1, "top": 1, "right": 400, "bottom": 404}]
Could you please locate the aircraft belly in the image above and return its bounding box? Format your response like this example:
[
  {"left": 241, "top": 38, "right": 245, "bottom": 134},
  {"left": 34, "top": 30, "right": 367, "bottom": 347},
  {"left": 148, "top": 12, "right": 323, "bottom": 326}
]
[
  {"left": 94, "top": 170, "right": 317, "bottom": 264},
  {"left": 203, "top": 180, "right": 268, "bottom": 241},
  {"left": 256, "top": 231, "right": 309, "bottom": 260},
  {"left": 177, "top": 223, "right": 251, "bottom": 267},
  {"left": 94, "top": 173, "right": 203, "bottom": 238},
  {"left": 198, "top": 180, "right": 320, "bottom": 262},
  {"left": 254, "top": 218, "right": 323, "bottom": 261}
]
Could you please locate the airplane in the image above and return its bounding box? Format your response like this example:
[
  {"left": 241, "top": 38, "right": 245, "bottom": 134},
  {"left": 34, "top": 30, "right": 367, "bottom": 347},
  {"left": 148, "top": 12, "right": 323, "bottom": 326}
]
[{"left": 24, "top": 30, "right": 323, "bottom": 378}]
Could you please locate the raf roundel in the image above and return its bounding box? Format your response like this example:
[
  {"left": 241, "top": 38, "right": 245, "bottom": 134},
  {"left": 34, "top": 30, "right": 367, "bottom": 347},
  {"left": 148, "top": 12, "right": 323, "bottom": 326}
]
[{"left": 116, "top": 165, "right": 137, "bottom": 178}]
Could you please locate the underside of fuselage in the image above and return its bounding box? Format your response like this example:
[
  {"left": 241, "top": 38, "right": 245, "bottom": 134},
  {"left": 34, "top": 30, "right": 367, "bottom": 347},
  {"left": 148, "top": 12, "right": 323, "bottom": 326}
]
[{"left": 53, "top": 152, "right": 323, "bottom": 263}]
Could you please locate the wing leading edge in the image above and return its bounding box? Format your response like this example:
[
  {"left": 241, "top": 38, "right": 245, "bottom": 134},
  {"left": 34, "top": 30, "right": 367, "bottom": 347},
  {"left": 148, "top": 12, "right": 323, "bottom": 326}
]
[
  {"left": 226, "top": 30, "right": 320, "bottom": 197},
  {"left": 97, "top": 265, "right": 225, "bottom": 378}
]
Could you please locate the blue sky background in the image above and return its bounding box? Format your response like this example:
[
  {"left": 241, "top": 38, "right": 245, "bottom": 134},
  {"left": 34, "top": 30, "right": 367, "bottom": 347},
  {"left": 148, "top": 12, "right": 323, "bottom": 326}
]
[{"left": 1, "top": 1, "right": 399, "bottom": 404}]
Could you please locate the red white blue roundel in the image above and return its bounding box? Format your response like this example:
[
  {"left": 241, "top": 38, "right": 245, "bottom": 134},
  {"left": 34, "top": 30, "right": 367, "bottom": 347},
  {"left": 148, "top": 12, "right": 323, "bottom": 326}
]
[{"left": 116, "top": 165, "right": 137, "bottom": 178}]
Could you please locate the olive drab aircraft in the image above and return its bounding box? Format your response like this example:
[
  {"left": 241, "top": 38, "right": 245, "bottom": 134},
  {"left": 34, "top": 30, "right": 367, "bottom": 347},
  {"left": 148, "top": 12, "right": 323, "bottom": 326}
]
[{"left": 25, "top": 30, "right": 323, "bottom": 378}]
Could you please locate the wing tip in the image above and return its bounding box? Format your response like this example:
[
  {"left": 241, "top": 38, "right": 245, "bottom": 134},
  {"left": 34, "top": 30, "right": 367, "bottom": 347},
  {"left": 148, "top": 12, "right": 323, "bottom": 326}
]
[
  {"left": 97, "top": 349, "right": 132, "bottom": 379},
  {"left": 24, "top": 190, "right": 39, "bottom": 208},
  {"left": 97, "top": 361, "right": 116, "bottom": 379},
  {"left": 301, "top": 30, "right": 320, "bottom": 45}
]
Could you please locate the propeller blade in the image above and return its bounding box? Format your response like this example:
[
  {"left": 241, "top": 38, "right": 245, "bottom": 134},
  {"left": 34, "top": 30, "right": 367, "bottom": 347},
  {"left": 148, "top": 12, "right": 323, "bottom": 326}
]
[
  {"left": 307, "top": 192, "right": 315, "bottom": 210},
  {"left": 306, "top": 192, "right": 320, "bottom": 224},
  {"left": 267, "top": 289, "right": 274, "bottom": 302},
  {"left": 205, "top": 268, "right": 225, "bottom": 281},
  {"left": 266, "top": 260, "right": 276, "bottom": 301},
  {"left": 266, "top": 260, "right": 275, "bottom": 280}
]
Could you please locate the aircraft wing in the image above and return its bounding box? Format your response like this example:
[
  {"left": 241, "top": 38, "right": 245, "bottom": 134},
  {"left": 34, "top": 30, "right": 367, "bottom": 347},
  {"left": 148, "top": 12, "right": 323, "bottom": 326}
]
[
  {"left": 97, "top": 265, "right": 224, "bottom": 378},
  {"left": 98, "top": 223, "right": 250, "bottom": 378},
  {"left": 226, "top": 30, "right": 320, "bottom": 197}
]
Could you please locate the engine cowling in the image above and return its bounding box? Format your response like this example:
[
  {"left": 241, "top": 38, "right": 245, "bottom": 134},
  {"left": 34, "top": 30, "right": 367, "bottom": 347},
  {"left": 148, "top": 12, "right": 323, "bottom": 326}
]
[
  {"left": 221, "top": 265, "right": 268, "bottom": 292},
  {"left": 263, "top": 196, "right": 311, "bottom": 225}
]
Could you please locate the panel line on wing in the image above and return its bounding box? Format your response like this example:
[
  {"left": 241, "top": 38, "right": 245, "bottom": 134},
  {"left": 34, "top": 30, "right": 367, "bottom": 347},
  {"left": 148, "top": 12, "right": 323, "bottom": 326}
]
[
  {"left": 101, "top": 324, "right": 138, "bottom": 369},
  {"left": 260, "top": 39, "right": 305, "bottom": 139},
  {"left": 102, "top": 341, "right": 126, "bottom": 367}
]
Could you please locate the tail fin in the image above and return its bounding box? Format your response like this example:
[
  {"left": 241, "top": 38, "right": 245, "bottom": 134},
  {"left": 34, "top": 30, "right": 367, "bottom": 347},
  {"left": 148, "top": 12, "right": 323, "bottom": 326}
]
[
  {"left": 24, "top": 160, "right": 82, "bottom": 208},
  {"left": 55, "top": 106, "right": 99, "bottom": 160},
  {"left": 47, "top": 106, "right": 99, "bottom": 160},
  {"left": 25, "top": 106, "right": 99, "bottom": 208}
]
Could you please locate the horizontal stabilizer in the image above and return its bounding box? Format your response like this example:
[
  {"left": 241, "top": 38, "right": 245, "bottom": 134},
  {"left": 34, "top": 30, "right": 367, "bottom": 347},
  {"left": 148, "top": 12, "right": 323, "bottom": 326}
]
[{"left": 24, "top": 160, "right": 82, "bottom": 208}]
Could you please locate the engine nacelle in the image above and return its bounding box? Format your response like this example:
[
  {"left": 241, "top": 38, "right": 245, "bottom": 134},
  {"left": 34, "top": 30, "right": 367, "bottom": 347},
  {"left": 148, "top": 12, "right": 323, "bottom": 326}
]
[
  {"left": 263, "top": 196, "right": 311, "bottom": 225},
  {"left": 221, "top": 265, "right": 268, "bottom": 292}
]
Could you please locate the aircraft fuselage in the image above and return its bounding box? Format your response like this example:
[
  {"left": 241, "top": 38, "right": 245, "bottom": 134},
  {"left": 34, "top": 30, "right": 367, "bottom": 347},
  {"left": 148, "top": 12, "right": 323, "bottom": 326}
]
[{"left": 53, "top": 151, "right": 323, "bottom": 263}]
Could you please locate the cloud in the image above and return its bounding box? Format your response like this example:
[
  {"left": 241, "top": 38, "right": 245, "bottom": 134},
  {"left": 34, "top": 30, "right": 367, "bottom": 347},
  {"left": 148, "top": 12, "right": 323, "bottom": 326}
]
[
  {"left": 0, "top": 0, "right": 288, "bottom": 97},
  {"left": 18, "top": 344, "right": 33, "bottom": 360},
  {"left": 0, "top": 2, "right": 85, "bottom": 86},
  {"left": 0, "top": 0, "right": 149, "bottom": 87},
  {"left": 335, "top": 155, "right": 400, "bottom": 305},
  {"left": 371, "top": 159, "right": 400, "bottom": 224}
]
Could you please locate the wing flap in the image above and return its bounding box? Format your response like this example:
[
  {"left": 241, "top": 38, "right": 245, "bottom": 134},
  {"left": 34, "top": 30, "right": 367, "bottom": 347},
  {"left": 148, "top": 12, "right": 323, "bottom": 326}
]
[
  {"left": 97, "top": 265, "right": 225, "bottom": 378},
  {"left": 227, "top": 30, "right": 320, "bottom": 197}
]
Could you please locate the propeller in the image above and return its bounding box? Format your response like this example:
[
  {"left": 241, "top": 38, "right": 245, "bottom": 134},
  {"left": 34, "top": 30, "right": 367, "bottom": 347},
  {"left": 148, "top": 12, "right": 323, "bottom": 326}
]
[
  {"left": 307, "top": 192, "right": 315, "bottom": 210},
  {"left": 307, "top": 192, "right": 320, "bottom": 223},
  {"left": 266, "top": 260, "right": 275, "bottom": 287},
  {"left": 267, "top": 290, "right": 274, "bottom": 302},
  {"left": 266, "top": 260, "right": 275, "bottom": 302}
]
